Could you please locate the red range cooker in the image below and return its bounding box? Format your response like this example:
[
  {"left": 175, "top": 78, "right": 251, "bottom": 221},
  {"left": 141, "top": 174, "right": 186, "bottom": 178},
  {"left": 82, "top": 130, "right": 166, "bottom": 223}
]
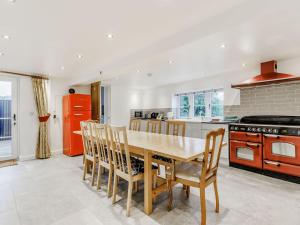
[{"left": 229, "top": 115, "right": 300, "bottom": 183}]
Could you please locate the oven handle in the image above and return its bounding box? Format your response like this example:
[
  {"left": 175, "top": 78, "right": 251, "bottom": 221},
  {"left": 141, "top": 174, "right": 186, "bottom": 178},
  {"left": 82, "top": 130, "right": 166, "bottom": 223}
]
[
  {"left": 264, "top": 134, "right": 280, "bottom": 139},
  {"left": 246, "top": 142, "right": 260, "bottom": 148},
  {"left": 264, "top": 160, "right": 281, "bottom": 167},
  {"left": 246, "top": 133, "right": 259, "bottom": 137}
]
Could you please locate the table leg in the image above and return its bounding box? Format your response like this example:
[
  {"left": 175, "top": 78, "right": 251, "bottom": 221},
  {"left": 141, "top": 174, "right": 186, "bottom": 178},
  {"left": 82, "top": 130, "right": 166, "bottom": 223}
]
[{"left": 144, "top": 151, "right": 153, "bottom": 215}]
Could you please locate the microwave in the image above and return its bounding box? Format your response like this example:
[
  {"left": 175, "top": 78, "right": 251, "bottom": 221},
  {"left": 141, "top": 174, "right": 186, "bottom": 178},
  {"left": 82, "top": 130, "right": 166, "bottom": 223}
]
[{"left": 134, "top": 111, "right": 143, "bottom": 118}]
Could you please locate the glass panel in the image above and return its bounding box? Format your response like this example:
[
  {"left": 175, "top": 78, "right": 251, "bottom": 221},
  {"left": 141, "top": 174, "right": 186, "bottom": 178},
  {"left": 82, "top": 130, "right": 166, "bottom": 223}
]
[
  {"left": 0, "top": 81, "right": 12, "bottom": 158},
  {"left": 236, "top": 147, "right": 254, "bottom": 161},
  {"left": 194, "top": 94, "right": 205, "bottom": 117},
  {"left": 272, "top": 142, "right": 296, "bottom": 157},
  {"left": 211, "top": 91, "right": 224, "bottom": 117},
  {"left": 180, "top": 95, "right": 189, "bottom": 118}
]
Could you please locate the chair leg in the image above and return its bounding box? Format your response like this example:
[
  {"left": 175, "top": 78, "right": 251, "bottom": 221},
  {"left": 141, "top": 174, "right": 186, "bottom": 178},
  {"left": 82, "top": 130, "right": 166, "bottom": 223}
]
[
  {"left": 213, "top": 180, "right": 220, "bottom": 213},
  {"left": 91, "top": 162, "right": 96, "bottom": 186},
  {"left": 167, "top": 178, "right": 173, "bottom": 211},
  {"left": 200, "top": 187, "right": 207, "bottom": 225},
  {"left": 112, "top": 173, "right": 118, "bottom": 204},
  {"left": 126, "top": 181, "right": 133, "bottom": 217},
  {"left": 96, "top": 165, "right": 102, "bottom": 190},
  {"left": 83, "top": 159, "right": 87, "bottom": 181},
  {"left": 186, "top": 185, "right": 190, "bottom": 199},
  {"left": 107, "top": 168, "right": 113, "bottom": 197}
]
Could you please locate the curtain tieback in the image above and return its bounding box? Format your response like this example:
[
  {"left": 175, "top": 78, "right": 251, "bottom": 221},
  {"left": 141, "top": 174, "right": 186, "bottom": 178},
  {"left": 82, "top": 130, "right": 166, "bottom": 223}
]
[{"left": 39, "top": 113, "right": 51, "bottom": 122}]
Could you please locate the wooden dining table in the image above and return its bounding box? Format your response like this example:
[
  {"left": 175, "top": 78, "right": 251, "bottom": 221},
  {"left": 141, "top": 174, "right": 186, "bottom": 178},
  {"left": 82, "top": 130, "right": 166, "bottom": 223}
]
[{"left": 74, "top": 129, "right": 225, "bottom": 215}]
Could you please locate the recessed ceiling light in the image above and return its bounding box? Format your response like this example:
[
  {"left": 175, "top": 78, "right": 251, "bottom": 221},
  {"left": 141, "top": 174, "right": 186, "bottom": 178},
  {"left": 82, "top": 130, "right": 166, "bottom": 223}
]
[
  {"left": 0, "top": 52, "right": 4, "bottom": 56},
  {"left": 107, "top": 33, "right": 113, "bottom": 39},
  {"left": 61, "top": 66, "right": 65, "bottom": 70},
  {"left": 77, "top": 54, "right": 83, "bottom": 59},
  {"left": 9, "top": 0, "right": 16, "bottom": 3},
  {"left": 242, "top": 63, "right": 247, "bottom": 67},
  {"left": 2, "top": 35, "right": 10, "bottom": 40},
  {"left": 169, "top": 60, "right": 173, "bottom": 64},
  {"left": 220, "top": 44, "right": 226, "bottom": 48},
  {"left": 137, "top": 69, "right": 140, "bottom": 73},
  {"left": 147, "top": 73, "right": 152, "bottom": 77}
]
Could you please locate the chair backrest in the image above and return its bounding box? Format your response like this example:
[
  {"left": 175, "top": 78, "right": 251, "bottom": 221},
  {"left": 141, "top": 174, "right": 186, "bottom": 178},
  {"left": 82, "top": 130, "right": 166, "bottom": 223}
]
[
  {"left": 166, "top": 120, "right": 186, "bottom": 137},
  {"left": 129, "top": 119, "right": 141, "bottom": 131},
  {"left": 80, "top": 121, "right": 96, "bottom": 158},
  {"left": 146, "top": 120, "right": 161, "bottom": 133},
  {"left": 200, "top": 128, "right": 225, "bottom": 181},
  {"left": 91, "top": 123, "right": 111, "bottom": 164},
  {"left": 108, "top": 126, "right": 132, "bottom": 176}
]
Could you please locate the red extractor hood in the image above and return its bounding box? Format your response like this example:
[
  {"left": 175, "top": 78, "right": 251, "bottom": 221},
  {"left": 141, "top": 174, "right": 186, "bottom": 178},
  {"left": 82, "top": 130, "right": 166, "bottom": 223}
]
[{"left": 232, "top": 60, "right": 300, "bottom": 89}]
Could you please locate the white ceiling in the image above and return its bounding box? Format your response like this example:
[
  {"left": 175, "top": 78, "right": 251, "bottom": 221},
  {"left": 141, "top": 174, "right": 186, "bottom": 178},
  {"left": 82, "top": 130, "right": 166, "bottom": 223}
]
[{"left": 1, "top": 0, "right": 300, "bottom": 88}]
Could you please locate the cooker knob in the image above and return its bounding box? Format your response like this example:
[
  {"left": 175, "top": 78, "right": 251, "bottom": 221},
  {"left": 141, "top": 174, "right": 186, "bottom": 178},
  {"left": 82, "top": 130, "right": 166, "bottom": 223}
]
[
  {"left": 247, "top": 127, "right": 252, "bottom": 131},
  {"left": 257, "top": 128, "right": 261, "bottom": 132},
  {"left": 252, "top": 127, "right": 256, "bottom": 132},
  {"left": 262, "top": 128, "right": 266, "bottom": 133},
  {"left": 268, "top": 128, "right": 272, "bottom": 133}
]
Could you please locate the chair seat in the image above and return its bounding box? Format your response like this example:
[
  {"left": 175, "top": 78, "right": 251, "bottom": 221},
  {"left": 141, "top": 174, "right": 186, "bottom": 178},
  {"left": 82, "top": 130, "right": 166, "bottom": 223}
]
[
  {"left": 175, "top": 162, "right": 202, "bottom": 183},
  {"left": 152, "top": 155, "right": 172, "bottom": 163},
  {"left": 127, "top": 157, "right": 158, "bottom": 176}
]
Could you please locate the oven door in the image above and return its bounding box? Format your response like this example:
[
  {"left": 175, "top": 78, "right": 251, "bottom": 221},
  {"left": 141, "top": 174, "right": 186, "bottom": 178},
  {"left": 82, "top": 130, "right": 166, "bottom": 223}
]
[
  {"left": 230, "top": 140, "right": 262, "bottom": 169},
  {"left": 263, "top": 134, "right": 300, "bottom": 166}
]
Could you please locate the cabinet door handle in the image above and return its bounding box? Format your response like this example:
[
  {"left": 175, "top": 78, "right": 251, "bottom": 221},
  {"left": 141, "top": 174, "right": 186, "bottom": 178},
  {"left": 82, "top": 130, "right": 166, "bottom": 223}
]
[
  {"left": 74, "top": 105, "right": 83, "bottom": 108},
  {"left": 246, "top": 133, "right": 259, "bottom": 137},
  {"left": 264, "top": 134, "right": 280, "bottom": 139},
  {"left": 264, "top": 160, "right": 280, "bottom": 167},
  {"left": 246, "top": 143, "right": 259, "bottom": 148},
  {"left": 74, "top": 114, "right": 83, "bottom": 116}
]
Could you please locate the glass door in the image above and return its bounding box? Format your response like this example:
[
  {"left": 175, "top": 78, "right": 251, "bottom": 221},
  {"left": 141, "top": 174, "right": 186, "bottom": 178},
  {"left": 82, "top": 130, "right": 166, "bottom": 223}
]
[{"left": 0, "top": 76, "right": 18, "bottom": 161}]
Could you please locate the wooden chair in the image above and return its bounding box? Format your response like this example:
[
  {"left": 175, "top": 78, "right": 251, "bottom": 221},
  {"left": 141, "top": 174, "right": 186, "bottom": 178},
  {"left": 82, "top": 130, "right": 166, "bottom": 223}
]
[
  {"left": 167, "top": 128, "right": 225, "bottom": 225},
  {"left": 108, "top": 126, "right": 157, "bottom": 216},
  {"left": 129, "top": 119, "right": 141, "bottom": 131},
  {"left": 152, "top": 120, "right": 186, "bottom": 172},
  {"left": 82, "top": 119, "right": 99, "bottom": 165},
  {"left": 91, "top": 123, "right": 113, "bottom": 196},
  {"left": 81, "top": 121, "right": 98, "bottom": 186},
  {"left": 146, "top": 120, "right": 161, "bottom": 133},
  {"left": 166, "top": 120, "right": 186, "bottom": 136}
]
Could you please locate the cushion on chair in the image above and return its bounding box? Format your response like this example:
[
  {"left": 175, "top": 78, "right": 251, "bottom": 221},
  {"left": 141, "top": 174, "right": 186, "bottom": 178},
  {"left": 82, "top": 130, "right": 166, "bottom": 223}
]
[
  {"left": 123, "top": 157, "right": 158, "bottom": 176},
  {"left": 152, "top": 155, "right": 172, "bottom": 163},
  {"left": 175, "top": 162, "right": 202, "bottom": 183}
]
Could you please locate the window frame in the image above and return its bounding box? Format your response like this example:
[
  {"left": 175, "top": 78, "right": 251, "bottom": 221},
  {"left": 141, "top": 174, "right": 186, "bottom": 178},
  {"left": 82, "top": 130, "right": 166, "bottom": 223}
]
[{"left": 175, "top": 89, "right": 224, "bottom": 119}]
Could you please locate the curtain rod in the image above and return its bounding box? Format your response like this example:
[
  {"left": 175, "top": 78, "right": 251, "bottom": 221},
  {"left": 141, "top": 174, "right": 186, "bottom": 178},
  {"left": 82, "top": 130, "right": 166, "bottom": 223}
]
[{"left": 0, "top": 70, "right": 49, "bottom": 80}]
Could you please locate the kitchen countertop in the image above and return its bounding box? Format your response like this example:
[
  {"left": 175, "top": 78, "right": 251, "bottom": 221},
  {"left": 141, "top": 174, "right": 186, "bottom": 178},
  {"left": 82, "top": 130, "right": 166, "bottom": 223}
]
[{"left": 132, "top": 118, "right": 231, "bottom": 124}]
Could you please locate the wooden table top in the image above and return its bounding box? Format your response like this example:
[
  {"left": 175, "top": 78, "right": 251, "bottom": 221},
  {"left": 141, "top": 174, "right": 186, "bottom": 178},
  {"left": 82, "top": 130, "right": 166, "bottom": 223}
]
[{"left": 74, "top": 130, "right": 226, "bottom": 162}]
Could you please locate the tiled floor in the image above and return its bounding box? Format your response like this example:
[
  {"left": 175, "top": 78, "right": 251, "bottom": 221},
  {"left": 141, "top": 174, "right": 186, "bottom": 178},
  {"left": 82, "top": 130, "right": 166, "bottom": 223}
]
[
  {"left": 0, "top": 140, "right": 11, "bottom": 157},
  {"left": 0, "top": 155, "right": 300, "bottom": 225}
]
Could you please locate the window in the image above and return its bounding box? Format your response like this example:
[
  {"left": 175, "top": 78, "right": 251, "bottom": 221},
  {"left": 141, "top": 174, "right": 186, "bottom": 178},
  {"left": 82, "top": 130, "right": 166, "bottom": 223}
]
[{"left": 175, "top": 89, "right": 224, "bottom": 118}]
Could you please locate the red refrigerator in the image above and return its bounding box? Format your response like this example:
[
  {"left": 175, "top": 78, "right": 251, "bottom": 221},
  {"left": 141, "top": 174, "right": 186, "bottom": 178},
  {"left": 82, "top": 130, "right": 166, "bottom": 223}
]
[{"left": 63, "top": 94, "right": 91, "bottom": 156}]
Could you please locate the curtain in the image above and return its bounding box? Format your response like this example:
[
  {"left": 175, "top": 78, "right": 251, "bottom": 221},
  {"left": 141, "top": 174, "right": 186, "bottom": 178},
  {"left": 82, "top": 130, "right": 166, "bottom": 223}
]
[{"left": 32, "top": 77, "right": 51, "bottom": 159}]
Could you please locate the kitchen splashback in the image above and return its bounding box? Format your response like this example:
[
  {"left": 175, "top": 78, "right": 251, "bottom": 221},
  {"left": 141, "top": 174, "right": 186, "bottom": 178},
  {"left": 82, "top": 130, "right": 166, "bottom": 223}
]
[{"left": 224, "top": 82, "right": 300, "bottom": 117}]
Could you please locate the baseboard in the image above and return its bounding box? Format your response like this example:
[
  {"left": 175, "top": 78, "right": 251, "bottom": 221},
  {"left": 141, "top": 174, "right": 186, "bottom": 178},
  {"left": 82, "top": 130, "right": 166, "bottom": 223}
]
[{"left": 19, "top": 149, "right": 63, "bottom": 161}]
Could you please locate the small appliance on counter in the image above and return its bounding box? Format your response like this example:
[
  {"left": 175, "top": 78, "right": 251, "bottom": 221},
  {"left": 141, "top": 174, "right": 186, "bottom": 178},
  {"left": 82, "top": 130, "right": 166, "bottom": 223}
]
[
  {"left": 134, "top": 111, "right": 143, "bottom": 118},
  {"left": 229, "top": 115, "right": 300, "bottom": 183},
  {"left": 167, "top": 112, "right": 174, "bottom": 120},
  {"left": 151, "top": 112, "right": 159, "bottom": 119}
]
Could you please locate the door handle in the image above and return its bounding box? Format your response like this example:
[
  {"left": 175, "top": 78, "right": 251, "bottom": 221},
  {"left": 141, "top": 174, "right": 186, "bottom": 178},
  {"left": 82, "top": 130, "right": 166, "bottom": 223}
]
[
  {"left": 13, "top": 114, "right": 17, "bottom": 126},
  {"left": 74, "top": 114, "right": 83, "bottom": 116},
  {"left": 246, "top": 143, "right": 259, "bottom": 148},
  {"left": 264, "top": 160, "right": 280, "bottom": 167},
  {"left": 74, "top": 106, "right": 83, "bottom": 108},
  {"left": 246, "top": 133, "right": 259, "bottom": 137},
  {"left": 264, "top": 134, "right": 280, "bottom": 139}
]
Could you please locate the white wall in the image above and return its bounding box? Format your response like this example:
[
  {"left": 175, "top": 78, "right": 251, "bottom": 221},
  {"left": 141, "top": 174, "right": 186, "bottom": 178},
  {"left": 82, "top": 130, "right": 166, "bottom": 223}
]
[{"left": 110, "top": 84, "right": 141, "bottom": 126}]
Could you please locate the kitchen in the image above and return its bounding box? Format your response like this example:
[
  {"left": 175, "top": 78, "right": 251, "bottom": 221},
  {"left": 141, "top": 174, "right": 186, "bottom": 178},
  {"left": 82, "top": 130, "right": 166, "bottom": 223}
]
[{"left": 1, "top": 1, "right": 300, "bottom": 225}]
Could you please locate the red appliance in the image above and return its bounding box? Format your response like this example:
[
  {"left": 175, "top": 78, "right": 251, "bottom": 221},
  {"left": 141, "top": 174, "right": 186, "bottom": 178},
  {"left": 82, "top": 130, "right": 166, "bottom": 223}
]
[
  {"left": 63, "top": 94, "right": 91, "bottom": 156},
  {"left": 231, "top": 60, "right": 300, "bottom": 89},
  {"left": 229, "top": 116, "right": 300, "bottom": 183}
]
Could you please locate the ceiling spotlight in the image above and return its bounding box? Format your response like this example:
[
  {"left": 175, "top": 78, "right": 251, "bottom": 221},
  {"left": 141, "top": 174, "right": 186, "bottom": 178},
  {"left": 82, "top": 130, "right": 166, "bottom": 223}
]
[
  {"left": 9, "top": 0, "right": 16, "bottom": 3},
  {"left": 2, "top": 35, "right": 10, "bottom": 40},
  {"left": 0, "top": 52, "right": 4, "bottom": 56},
  {"left": 137, "top": 69, "right": 140, "bottom": 73},
  {"left": 147, "top": 73, "right": 152, "bottom": 77},
  {"left": 220, "top": 44, "right": 226, "bottom": 48},
  {"left": 77, "top": 54, "right": 83, "bottom": 59},
  {"left": 168, "top": 60, "right": 173, "bottom": 64},
  {"left": 61, "top": 66, "right": 65, "bottom": 70},
  {"left": 242, "top": 63, "right": 247, "bottom": 67},
  {"left": 107, "top": 33, "right": 113, "bottom": 39}
]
